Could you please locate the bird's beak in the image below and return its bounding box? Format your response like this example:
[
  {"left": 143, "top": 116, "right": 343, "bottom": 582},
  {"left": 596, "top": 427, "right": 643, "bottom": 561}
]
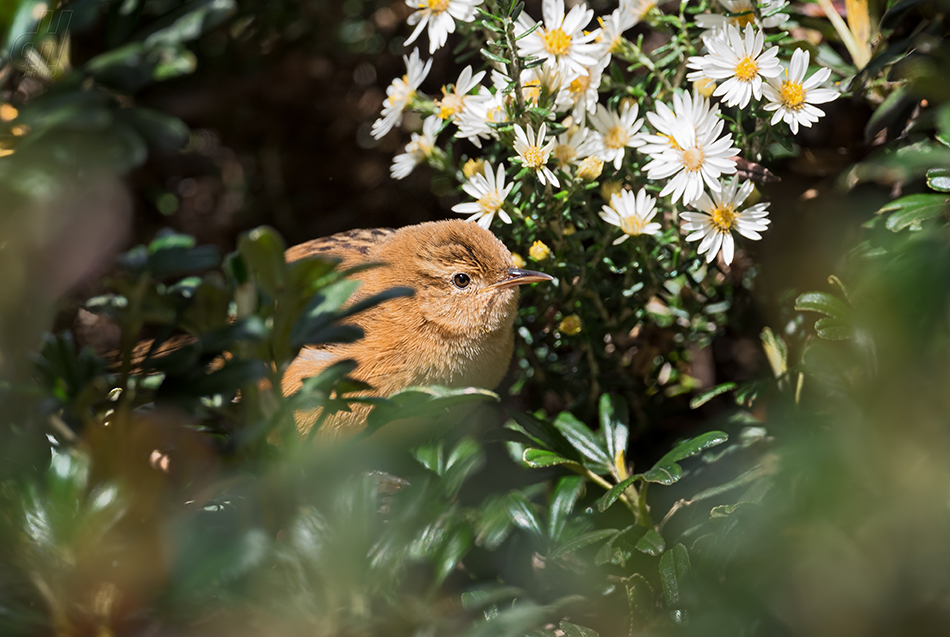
[{"left": 483, "top": 267, "right": 554, "bottom": 292}]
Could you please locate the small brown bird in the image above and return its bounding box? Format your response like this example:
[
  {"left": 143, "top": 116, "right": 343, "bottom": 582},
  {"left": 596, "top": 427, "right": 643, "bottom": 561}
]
[{"left": 282, "top": 219, "right": 552, "bottom": 437}]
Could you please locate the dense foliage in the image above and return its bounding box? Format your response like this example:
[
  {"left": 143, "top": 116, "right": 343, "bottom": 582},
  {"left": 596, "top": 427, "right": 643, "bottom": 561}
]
[{"left": 2, "top": 0, "right": 950, "bottom": 636}]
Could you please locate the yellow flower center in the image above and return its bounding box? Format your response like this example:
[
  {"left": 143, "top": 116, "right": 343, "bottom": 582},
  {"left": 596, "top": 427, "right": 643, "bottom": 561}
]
[
  {"left": 529, "top": 240, "right": 551, "bottom": 261},
  {"left": 604, "top": 126, "right": 629, "bottom": 150},
  {"left": 552, "top": 143, "right": 576, "bottom": 166},
  {"left": 477, "top": 192, "right": 503, "bottom": 213},
  {"left": 620, "top": 215, "right": 647, "bottom": 236},
  {"left": 780, "top": 80, "right": 806, "bottom": 109},
  {"left": 462, "top": 158, "right": 485, "bottom": 179},
  {"left": 386, "top": 76, "right": 413, "bottom": 106},
  {"left": 569, "top": 73, "right": 591, "bottom": 95},
  {"left": 709, "top": 204, "right": 738, "bottom": 232},
  {"left": 542, "top": 28, "right": 572, "bottom": 55},
  {"left": 683, "top": 147, "right": 704, "bottom": 171},
  {"left": 521, "top": 146, "right": 546, "bottom": 169},
  {"left": 693, "top": 77, "right": 717, "bottom": 98},
  {"left": 426, "top": 0, "right": 450, "bottom": 13},
  {"left": 522, "top": 78, "right": 542, "bottom": 105},
  {"left": 729, "top": 12, "right": 756, "bottom": 28},
  {"left": 437, "top": 91, "right": 465, "bottom": 119},
  {"left": 734, "top": 56, "right": 759, "bottom": 81},
  {"left": 486, "top": 105, "right": 506, "bottom": 123}
]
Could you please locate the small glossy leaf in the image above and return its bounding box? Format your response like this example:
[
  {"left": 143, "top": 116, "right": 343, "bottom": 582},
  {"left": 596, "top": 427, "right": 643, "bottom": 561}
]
[
  {"left": 635, "top": 529, "right": 665, "bottom": 556},
  {"left": 434, "top": 525, "right": 472, "bottom": 585},
  {"left": 507, "top": 411, "right": 576, "bottom": 459},
  {"left": 522, "top": 448, "right": 580, "bottom": 469},
  {"left": 596, "top": 475, "right": 637, "bottom": 512},
  {"left": 549, "top": 529, "right": 617, "bottom": 559},
  {"left": 794, "top": 291, "right": 851, "bottom": 320},
  {"left": 626, "top": 573, "right": 655, "bottom": 623},
  {"left": 651, "top": 431, "right": 729, "bottom": 469},
  {"left": 879, "top": 193, "right": 949, "bottom": 231},
  {"left": 476, "top": 496, "right": 513, "bottom": 549},
  {"left": 688, "top": 382, "right": 736, "bottom": 409},
  {"left": 814, "top": 317, "right": 852, "bottom": 340},
  {"left": 659, "top": 544, "right": 691, "bottom": 608},
  {"left": 559, "top": 621, "right": 599, "bottom": 637},
  {"left": 599, "top": 394, "right": 629, "bottom": 464},
  {"left": 639, "top": 464, "right": 683, "bottom": 485},
  {"left": 505, "top": 492, "right": 544, "bottom": 539},
  {"left": 547, "top": 476, "right": 584, "bottom": 541},
  {"left": 148, "top": 245, "right": 221, "bottom": 278},
  {"left": 927, "top": 168, "right": 950, "bottom": 192},
  {"left": 238, "top": 226, "right": 287, "bottom": 298},
  {"left": 552, "top": 412, "right": 611, "bottom": 466},
  {"left": 444, "top": 438, "right": 484, "bottom": 496}
]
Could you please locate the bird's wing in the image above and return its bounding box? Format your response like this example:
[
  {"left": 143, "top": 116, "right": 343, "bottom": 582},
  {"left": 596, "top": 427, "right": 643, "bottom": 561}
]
[{"left": 285, "top": 227, "right": 396, "bottom": 269}]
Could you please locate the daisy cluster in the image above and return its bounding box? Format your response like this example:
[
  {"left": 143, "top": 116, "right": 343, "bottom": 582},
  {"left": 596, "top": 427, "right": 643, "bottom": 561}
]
[{"left": 370, "top": 0, "right": 840, "bottom": 266}]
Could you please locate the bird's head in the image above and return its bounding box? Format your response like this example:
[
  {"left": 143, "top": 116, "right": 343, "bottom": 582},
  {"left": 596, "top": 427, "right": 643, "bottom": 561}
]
[{"left": 378, "top": 220, "right": 553, "bottom": 337}]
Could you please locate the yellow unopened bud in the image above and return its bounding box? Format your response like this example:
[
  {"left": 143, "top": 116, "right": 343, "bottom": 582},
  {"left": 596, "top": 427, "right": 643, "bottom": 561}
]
[
  {"left": 10, "top": 124, "right": 29, "bottom": 136},
  {"left": 529, "top": 240, "right": 551, "bottom": 262},
  {"left": 601, "top": 180, "right": 623, "bottom": 201},
  {"left": 559, "top": 314, "right": 582, "bottom": 335},
  {"left": 463, "top": 158, "right": 485, "bottom": 179},
  {"left": 563, "top": 223, "right": 576, "bottom": 236},
  {"left": 0, "top": 104, "right": 18, "bottom": 121},
  {"left": 620, "top": 96, "right": 638, "bottom": 112},
  {"left": 577, "top": 156, "right": 604, "bottom": 181},
  {"left": 511, "top": 252, "right": 527, "bottom": 269},
  {"left": 693, "top": 77, "right": 717, "bottom": 98}
]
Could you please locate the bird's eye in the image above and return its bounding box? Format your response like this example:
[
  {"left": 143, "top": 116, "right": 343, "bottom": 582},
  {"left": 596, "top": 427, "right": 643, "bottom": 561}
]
[{"left": 452, "top": 273, "right": 471, "bottom": 289}]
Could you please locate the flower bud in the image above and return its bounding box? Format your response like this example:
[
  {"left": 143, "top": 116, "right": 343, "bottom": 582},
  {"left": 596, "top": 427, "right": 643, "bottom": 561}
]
[
  {"left": 529, "top": 240, "right": 551, "bottom": 262},
  {"left": 0, "top": 104, "right": 18, "bottom": 121},
  {"left": 693, "top": 77, "right": 717, "bottom": 98},
  {"left": 600, "top": 180, "right": 623, "bottom": 201},
  {"left": 511, "top": 252, "right": 527, "bottom": 269},
  {"left": 559, "top": 314, "right": 582, "bottom": 335},
  {"left": 577, "top": 156, "right": 604, "bottom": 181}
]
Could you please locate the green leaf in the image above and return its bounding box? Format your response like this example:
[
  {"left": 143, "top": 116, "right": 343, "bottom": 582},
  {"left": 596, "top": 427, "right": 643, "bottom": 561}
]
[
  {"left": 596, "top": 475, "right": 637, "bottom": 512},
  {"left": 794, "top": 291, "right": 851, "bottom": 320},
  {"left": 927, "top": 168, "right": 950, "bottom": 193},
  {"left": 559, "top": 621, "right": 600, "bottom": 637},
  {"left": 688, "top": 382, "right": 736, "bottom": 409},
  {"left": 118, "top": 107, "right": 190, "bottom": 151},
  {"left": 651, "top": 431, "right": 729, "bottom": 469},
  {"left": 552, "top": 412, "right": 611, "bottom": 467},
  {"left": 363, "top": 386, "right": 498, "bottom": 434},
  {"left": 761, "top": 326, "right": 788, "bottom": 379},
  {"left": 879, "top": 193, "right": 949, "bottom": 231},
  {"left": 522, "top": 448, "right": 580, "bottom": 469},
  {"left": 549, "top": 529, "right": 617, "bottom": 559},
  {"left": 659, "top": 544, "right": 691, "bottom": 612},
  {"left": 505, "top": 492, "right": 544, "bottom": 540},
  {"left": 476, "top": 496, "right": 514, "bottom": 549},
  {"left": 147, "top": 245, "right": 221, "bottom": 278},
  {"left": 444, "top": 438, "right": 485, "bottom": 496},
  {"left": 547, "top": 476, "right": 584, "bottom": 541},
  {"left": 238, "top": 226, "right": 287, "bottom": 298},
  {"left": 639, "top": 464, "right": 683, "bottom": 485},
  {"left": 413, "top": 443, "right": 443, "bottom": 475},
  {"left": 635, "top": 529, "right": 665, "bottom": 556},
  {"left": 814, "top": 317, "right": 852, "bottom": 340},
  {"left": 599, "top": 394, "right": 629, "bottom": 464},
  {"left": 434, "top": 525, "right": 472, "bottom": 585},
  {"left": 507, "top": 411, "right": 576, "bottom": 459},
  {"left": 626, "top": 573, "right": 655, "bottom": 623}
]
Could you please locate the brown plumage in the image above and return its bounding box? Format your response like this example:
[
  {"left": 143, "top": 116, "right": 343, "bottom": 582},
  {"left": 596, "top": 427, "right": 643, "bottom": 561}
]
[{"left": 282, "top": 219, "right": 552, "bottom": 437}]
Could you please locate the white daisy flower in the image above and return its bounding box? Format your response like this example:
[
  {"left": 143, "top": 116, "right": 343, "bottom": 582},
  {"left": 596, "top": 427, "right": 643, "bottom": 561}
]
[
  {"left": 600, "top": 188, "right": 662, "bottom": 243},
  {"left": 638, "top": 91, "right": 721, "bottom": 157},
  {"left": 643, "top": 114, "right": 738, "bottom": 204},
  {"left": 590, "top": 101, "right": 644, "bottom": 170},
  {"left": 372, "top": 49, "right": 433, "bottom": 139},
  {"left": 762, "top": 48, "right": 838, "bottom": 134},
  {"left": 391, "top": 116, "right": 441, "bottom": 179},
  {"left": 513, "top": 122, "right": 559, "bottom": 187},
  {"left": 452, "top": 162, "right": 514, "bottom": 228},
  {"left": 435, "top": 65, "right": 487, "bottom": 122},
  {"left": 597, "top": 6, "right": 637, "bottom": 60},
  {"left": 687, "top": 24, "right": 782, "bottom": 108},
  {"left": 456, "top": 91, "right": 508, "bottom": 148},
  {"left": 621, "top": 0, "right": 659, "bottom": 24},
  {"left": 696, "top": 0, "right": 789, "bottom": 33},
  {"left": 516, "top": 0, "right": 602, "bottom": 78},
  {"left": 404, "top": 0, "right": 483, "bottom": 54},
  {"left": 562, "top": 62, "right": 604, "bottom": 120},
  {"left": 551, "top": 125, "right": 596, "bottom": 171},
  {"left": 680, "top": 177, "right": 770, "bottom": 264}
]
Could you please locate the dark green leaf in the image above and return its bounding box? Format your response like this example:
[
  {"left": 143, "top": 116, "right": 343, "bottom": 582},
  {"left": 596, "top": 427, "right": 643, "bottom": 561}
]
[
  {"left": 238, "top": 226, "right": 287, "bottom": 298},
  {"left": 927, "top": 168, "right": 950, "bottom": 193},
  {"left": 879, "top": 193, "right": 949, "bottom": 231},
  {"left": 635, "top": 529, "right": 665, "bottom": 556},
  {"left": 505, "top": 492, "right": 544, "bottom": 539},
  {"left": 689, "top": 382, "right": 737, "bottom": 409},
  {"left": 547, "top": 476, "right": 584, "bottom": 541},
  {"left": 659, "top": 544, "right": 691, "bottom": 608},
  {"left": 651, "top": 431, "right": 729, "bottom": 470},
  {"left": 552, "top": 412, "right": 611, "bottom": 466},
  {"left": 596, "top": 475, "right": 637, "bottom": 512},
  {"left": 549, "top": 529, "right": 617, "bottom": 559},
  {"left": 148, "top": 245, "right": 221, "bottom": 278},
  {"left": 626, "top": 573, "right": 655, "bottom": 623},
  {"left": 559, "top": 621, "right": 599, "bottom": 637},
  {"left": 522, "top": 448, "right": 580, "bottom": 468},
  {"left": 476, "top": 496, "right": 514, "bottom": 549},
  {"left": 444, "top": 438, "right": 485, "bottom": 496},
  {"left": 639, "top": 464, "right": 683, "bottom": 485},
  {"left": 815, "top": 317, "right": 852, "bottom": 340},
  {"left": 794, "top": 291, "right": 851, "bottom": 320}
]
